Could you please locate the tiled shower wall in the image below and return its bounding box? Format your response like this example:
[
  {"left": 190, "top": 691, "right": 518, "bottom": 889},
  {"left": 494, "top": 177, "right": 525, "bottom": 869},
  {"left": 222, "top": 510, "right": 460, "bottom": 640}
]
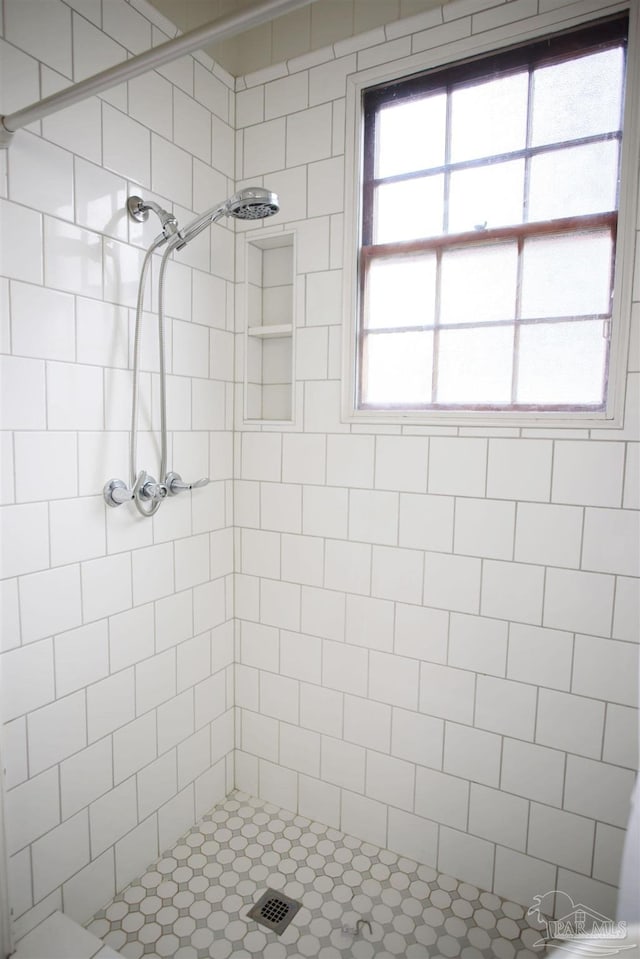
[
  {"left": 233, "top": 0, "right": 640, "bottom": 919},
  {"left": 0, "top": 0, "right": 236, "bottom": 940}
]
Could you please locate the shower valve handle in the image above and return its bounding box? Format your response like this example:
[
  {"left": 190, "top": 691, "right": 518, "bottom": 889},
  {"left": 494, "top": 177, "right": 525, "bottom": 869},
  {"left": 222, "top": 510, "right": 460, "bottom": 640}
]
[
  {"left": 165, "top": 472, "right": 210, "bottom": 495},
  {"left": 134, "top": 471, "right": 168, "bottom": 502}
]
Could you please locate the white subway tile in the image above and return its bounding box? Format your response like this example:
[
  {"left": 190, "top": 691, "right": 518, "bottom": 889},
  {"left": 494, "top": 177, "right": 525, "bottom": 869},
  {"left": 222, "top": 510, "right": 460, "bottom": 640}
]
[
  {"left": 309, "top": 54, "right": 355, "bottom": 105},
  {"left": 177, "top": 631, "right": 211, "bottom": 693},
  {"left": 423, "top": 551, "right": 481, "bottom": 614},
  {"left": 240, "top": 620, "right": 279, "bottom": 672},
  {"left": 449, "top": 613, "right": 507, "bottom": 677},
  {"left": 508, "top": 623, "right": 573, "bottom": 691},
  {"left": 392, "top": 707, "right": 443, "bottom": 769},
  {"left": 281, "top": 435, "right": 325, "bottom": 486},
  {"left": 370, "top": 649, "right": 419, "bottom": 710},
  {"left": 27, "top": 691, "right": 86, "bottom": 776},
  {"left": 341, "top": 789, "right": 388, "bottom": 848},
  {"left": 286, "top": 103, "right": 332, "bottom": 167},
  {"left": 244, "top": 118, "right": 286, "bottom": 178},
  {"left": 593, "top": 822, "right": 626, "bottom": 886},
  {"left": 109, "top": 604, "right": 155, "bottom": 673},
  {"left": 322, "top": 639, "right": 368, "bottom": 696},
  {"left": 280, "top": 722, "right": 321, "bottom": 777},
  {"left": 10, "top": 132, "right": 73, "bottom": 221},
  {"left": 5, "top": 767, "right": 60, "bottom": 854},
  {"left": 193, "top": 577, "right": 225, "bottom": 636},
  {"left": 326, "top": 435, "right": 374, "bottom": 489},
  {"left": 132, "top": 542, "right": 174, "bottom": 605},
  {"left": 372, "top": 545, "right": 423, "bottom": 605},
  {"left": 345, "top": 593, "right": 394, "bottom": 653},
  {"left": 281, "top": 533, "right": 324, "bottom": 587},
  {"left": 260, "top": 578, "right": 300, "bottom": 631},
  {"left": 475, "top": 674, "right": 536, "bottom": 741},
  {"left": 194, "top": 63, "right": 229, "bottom": 121},
  {"left": 15, "top": 432, "right": 77, "bottom": 505},
  {"left": 300, "top": 681, "right": 343, "bottom": 738},
  {"left": 280, "top": 630, "right": 322, "bottom": 683},
  {"left": 258, "top": 759, "right": 297, "bottom": 812},
  {"left": 236, "top": 87, "right": 264, "bottom": 127},
  {"left": 487, "top": 439, "right": 552, "bottom": 501},
  {"left": 304, "top": 380, "right": 348, "bottom": 434},
  {"left": 544, "top": 568, "right": 614, "bottom": 636},
  {"left": 398, "top": 493, "right": 453, "bottom": 552},
  {"left": 90, "top": 776, "right": 137, "bottom": 857},
  {"left": 553, "top": 441, "right": 625, "bottom": 508},
  {"left": 493, "top": 847, "right": 556, "bottom": 910},
  {"left": 136, "top": 648, "right": 175, "bottom": 716},
  {"left": 1, "top": 501, "right": 50, "bottom": 580},
  {"left": 11, "top": 282, "right": 75, "bottom": 362},
  {"left": 415, "top": 767, "right": 469, "bottom": 829},
  {"left": 5, "top": 0, "right": 71, "bottom": 75},
  {"left": 321, "top": 735, "right": 365, "bottom": 792},
  {"left": 115, "top": 815, "right": 158, "bottom": 891},
  {"left": 305, "top": 268, "right": 342, "bottom": 325},
  {"left": 0, "top": 640, "right": 54, "bottom": 721},
  {"left": 564, "top": 755, "right": 635, "bottom": 829},
  {"left": 87, "top": 668, "right": 135, "bottom": 742},
  {"left": 481, "top": 560, "right": 544, "bottom": 626},
  {"left": 158, "top": 785, "right": 194, "bottom": 852},
  {"left": 128, "top": 70, "right": 173, "bottom": 138},
  {"left": 0, "top": 39, "right": 40, "bottom": 115},
  {"left": 299, "top": 775, "right": 340, "bottom": 829},
  {"left": 178, "top": 726, "right": 211, "bottom": 789},
  {"left": 536, "top": 688, "right": 604, "bottom": 759},
  {"left": 528, "top": 803, "right": 595, "bottom": 875},
  {"left": 31, "top": 811, "right": 90, "bottom": 902},
  {"left": 62, "top": 850, "right": 115, "bottom": 927},
  {"left": 419, "top": 662, "right": 474, "bottom": 724},
  {"left": 259, "top": 483, "right": 300, "bottom": 535},
  {"left": 375, "top": 436, "right": 428, "bottom": 493},
  {"left": 367, "top": 750, "right": 414, "bottom": 811},
  {"left": 429, "top": 438, "right": 486, "bottom": 497},
  {"left": 50, "top": 496, "right": 105, "bottom": 567},
  {"left": 60, "top": 737, "right": 112, "bottom": 820},
  {"left": 44, "top": 218, "right": 103, "bottom": 298},
  {"left": 556, "top": 869, "right": 617, "bottom": 922},
  {"left": 344, "top": 695, "right": 391, "bottom": 752},
  {"left": 303, "top": 486, "right": 348, "bottom": 540},
  {"left": 55, "top": 620, "right": 109, "bottom": 698},
  {"left": 613, "top": 576, "right": 640, "bottom": 643},
  {"left": 113, "top": 712, "right": 157, "bottom": 784},
  {"left": 454, "top": 498, "right": 515, "bottom": 560},
  {"left": 265, "top": 73, "right": 308, "bottom": 119},
  {"left": 0, "top": 579, "right": 20, "bottom": 653},
  {"left": 3, "top": 718, "right": 27, "bottom": 789},
  {"left": 19, "top": 565, "right": 81, "bottom": 644},
  {"left": 260, "top": 670, "right": 299, "bottom": 723},
  {"left": 444, "top": 723, "right": 502, "bottom": 787},
  {"left": 137, "top": 751, "right": 177, "bottom": 822},
  {"left": 155, "top": 589, "right": 193, "bottom": 653},
  {"left": 242, "top": 708, "right": 278, "bottom": 763},
  {"left": 349, "top": 489, "right": 398, "bottom": 546},
  {"left": 603, "top": 704, "right": 638, "bottom": 769},
  {"left": 174, "top": 89, "right": 211, "bottom": 163},
  {"left": 394, "top": 603, "right": 448, "bottom": 664},
  {"left": 301, "top": 585, "right": 345, "bottom": 641},
  {"left": 103, "top": 105, "right": 150, "bottom": 186},
  {"left": 438, "top": 826, "right": 494, "bottom": 891},
  {"left": 0, "top": 356, "right": 45, "bottom": 430},
  {"left": 157, "top": 689, "right": 195, "bottom": 754},
  {"left": 241, "top": 432, "right": 282, "bottom": 482},
  {"left": 47, "top": 361, "right": 104, "bottom": 430},
  {"left": 82, "top": 552, "right": 132, "bottom": 623},
  {"left": 308, "top": 156, "right": 344, "bottom": 217},
  {"left": 572, "top": 634, "right": 638, "bottom": 707},
  {"left": 469, "top": 783, "right": 528, "bottom": 851},
  {"left": 583, "top": 507, "right": 640, "bottom": 578},
  {"left": 324, "top": 539, "right": 371, "bottom": 596},
  {"left": 75, "top": 159, "right": 128, "bottom": 241},
  {"left": 501, "top": 737, "right": 565, "bottom": 807},
  {"left": 515, "top": 502, "right": 583, "bottom": 568}
]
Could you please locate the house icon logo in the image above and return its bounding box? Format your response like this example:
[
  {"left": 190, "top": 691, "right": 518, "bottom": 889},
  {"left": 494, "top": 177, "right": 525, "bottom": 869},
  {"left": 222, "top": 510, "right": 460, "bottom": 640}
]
[{"left": 528, "top": 892, "right": 636, "bottom": 956}]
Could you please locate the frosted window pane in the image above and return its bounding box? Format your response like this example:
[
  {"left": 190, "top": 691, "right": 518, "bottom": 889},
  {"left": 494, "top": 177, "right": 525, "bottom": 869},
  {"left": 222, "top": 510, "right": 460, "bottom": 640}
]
[
  {"left": 377, "top": 94, "right": 447, "bottom": 178},
  {"left": 440, "top": 243, "right": 518, "bottom": 325},
  {"left": 363, "top": 332, "right": 433, "bottom": 405},
  {"left": 531, "top": 48, "right": 624, "bottom": 146},
  {"left": 451, "top": 72, "right": 528, "bottom": 163},
  {"left": 517, "top": 320, "right": 606, "bottom": 405},
  {"left": 366, "top": 255, "right": 437, "bottom": 329},
  {"left": 448, "top": 160, "right": 525, "bottom": 233},
  {"left": 521, "top": 231, "right": 612, "bottom": 319},
  {"left": 528, "top": 141, "right": 619, "bottom": 221},
  {"left": 437, "top": 326, "right": 514, "bottom": 404},
  {"left": 375, "top": 176, "right": 444, "bottom": 243}
]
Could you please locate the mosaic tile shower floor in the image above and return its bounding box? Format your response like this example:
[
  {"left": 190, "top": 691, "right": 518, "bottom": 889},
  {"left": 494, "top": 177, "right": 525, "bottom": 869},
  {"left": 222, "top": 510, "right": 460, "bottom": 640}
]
[{"left": 88, "top": 791, "right": 542, "bottom": 959}]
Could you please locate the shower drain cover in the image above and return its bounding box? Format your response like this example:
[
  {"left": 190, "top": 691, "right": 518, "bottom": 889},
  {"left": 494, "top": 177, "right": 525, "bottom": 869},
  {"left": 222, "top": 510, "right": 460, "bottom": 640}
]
[{"left": 247, "top": 888, "right": 302, "bottom": 934}]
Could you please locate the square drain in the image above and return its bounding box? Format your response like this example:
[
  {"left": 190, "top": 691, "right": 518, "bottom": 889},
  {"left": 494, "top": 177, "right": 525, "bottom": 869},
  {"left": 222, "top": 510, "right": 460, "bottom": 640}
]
[{"left": 246, "top": 888, "right": 301, "bottom": 935}]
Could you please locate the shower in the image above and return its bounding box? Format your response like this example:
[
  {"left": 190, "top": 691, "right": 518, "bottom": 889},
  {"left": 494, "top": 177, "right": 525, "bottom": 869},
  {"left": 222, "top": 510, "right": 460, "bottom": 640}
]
[{"left": 104, "top": 187, "right": 280, "bottom": 516}]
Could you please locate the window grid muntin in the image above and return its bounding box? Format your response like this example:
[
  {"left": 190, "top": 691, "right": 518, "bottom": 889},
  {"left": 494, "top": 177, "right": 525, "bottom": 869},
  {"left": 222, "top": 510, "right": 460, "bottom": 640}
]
[{"left": 359, "top": 18, "right": 626, "bottom": 413}]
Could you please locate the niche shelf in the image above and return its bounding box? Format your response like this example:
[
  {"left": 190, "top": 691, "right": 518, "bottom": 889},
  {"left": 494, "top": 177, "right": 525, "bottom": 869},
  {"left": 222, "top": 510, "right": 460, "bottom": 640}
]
[{"left": 244, "top": 230, "right": 296, "bottom": 423}]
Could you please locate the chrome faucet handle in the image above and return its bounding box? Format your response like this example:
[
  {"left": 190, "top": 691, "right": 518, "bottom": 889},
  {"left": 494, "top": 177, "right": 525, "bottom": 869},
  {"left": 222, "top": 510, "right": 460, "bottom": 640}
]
[
  {"left": 165, "top": 472, "right": 210, "bottom": 495},
  {"left": 103, "top": 478, "right": 133, "bottom": 507},
  {"left": 134, "top": 471, "right": 168, "bottom": 502}
]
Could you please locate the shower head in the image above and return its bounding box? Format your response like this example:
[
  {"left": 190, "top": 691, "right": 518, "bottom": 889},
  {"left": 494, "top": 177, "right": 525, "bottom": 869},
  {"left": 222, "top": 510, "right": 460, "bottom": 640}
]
[{"left": 173, "top": 187, "right": 279, "bottom": 249}]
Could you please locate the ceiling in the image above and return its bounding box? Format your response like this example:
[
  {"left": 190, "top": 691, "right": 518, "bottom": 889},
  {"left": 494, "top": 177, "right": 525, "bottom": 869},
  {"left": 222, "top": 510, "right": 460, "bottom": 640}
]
[{"left": 147, "top": 0, "right": 447, "bottom": 76}]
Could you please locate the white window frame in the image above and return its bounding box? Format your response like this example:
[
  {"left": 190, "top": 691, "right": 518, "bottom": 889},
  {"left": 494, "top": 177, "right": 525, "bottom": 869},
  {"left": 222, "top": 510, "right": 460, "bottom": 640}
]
[{"left": 341, "top": 0, "right": 640, "bottom": 429}]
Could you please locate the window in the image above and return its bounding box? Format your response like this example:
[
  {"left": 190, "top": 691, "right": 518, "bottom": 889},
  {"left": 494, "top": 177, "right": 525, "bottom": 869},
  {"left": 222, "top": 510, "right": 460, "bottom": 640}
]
[{"left": 355, "top": 16, "right": 629, "bottom": 416}]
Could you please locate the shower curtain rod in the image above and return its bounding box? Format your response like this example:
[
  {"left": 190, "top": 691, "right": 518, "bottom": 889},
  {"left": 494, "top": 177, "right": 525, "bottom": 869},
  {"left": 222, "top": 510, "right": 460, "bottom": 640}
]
[{"left": 0, "top": 0, "right": 315, "bottom": 147}]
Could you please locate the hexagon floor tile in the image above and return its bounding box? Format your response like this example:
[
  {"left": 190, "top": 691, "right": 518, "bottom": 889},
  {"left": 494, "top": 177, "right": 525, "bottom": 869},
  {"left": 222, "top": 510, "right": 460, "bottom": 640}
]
[{"left": 87, "top": 791, "right": 543, "bottom": 959}]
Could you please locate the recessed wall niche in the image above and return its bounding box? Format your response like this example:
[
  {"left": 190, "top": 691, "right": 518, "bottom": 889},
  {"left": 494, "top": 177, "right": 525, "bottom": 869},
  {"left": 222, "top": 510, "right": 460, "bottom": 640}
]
[{"left": 243, "top": 230, "right": 296, "bottom": 423}]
